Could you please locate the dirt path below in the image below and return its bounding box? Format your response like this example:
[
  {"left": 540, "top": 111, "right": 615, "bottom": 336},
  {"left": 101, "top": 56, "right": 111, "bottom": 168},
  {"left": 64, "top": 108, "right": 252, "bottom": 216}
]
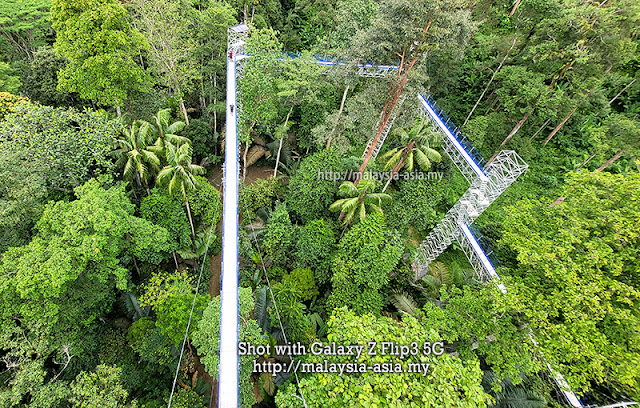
[{"left": 208, "top": 164, "right": 274, "bottom": 191}]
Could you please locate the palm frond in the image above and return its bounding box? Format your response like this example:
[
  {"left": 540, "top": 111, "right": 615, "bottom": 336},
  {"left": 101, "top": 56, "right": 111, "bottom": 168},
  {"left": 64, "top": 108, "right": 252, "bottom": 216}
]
[
  {"left": 405, "top": 150, "right": 414, "bottom": 171},
  {"left": 383, "top": 149, "right": 404, "bottom": 171},
  {"left": 413, "top": 148, "right": 432, "bottom": 171},
  {"left": 428, "top": 261, "right": 452, "bottom": 286},
  {"left": 390, "top": 290, "right": 417, "bottom": 316},
  {"left": 422, "top": 147, "right": 442, "bottom": 162},
  {"left": 167, "top": 121, "right": 186, "bottom": 134},
  {"left": 365, "top": 192, "right": 392, "bottom": 205},
  {"left": 357, "top": 202, "right": 366, "bottom": 220},
  {"left": 379, "top": 147, "right": 400, "bottom": 161},
  {"left": 339, "top": 197, "right": 359, "bottom": 213},
  {"left": 366, "top": 204, "right": 384, "bottom": 215},
  {"left": 337, "top": 181, "right": 358, "bottom": 197}
]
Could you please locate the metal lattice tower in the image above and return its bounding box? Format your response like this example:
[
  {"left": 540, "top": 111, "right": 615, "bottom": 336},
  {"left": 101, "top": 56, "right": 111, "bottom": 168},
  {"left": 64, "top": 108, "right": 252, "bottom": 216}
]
[
  {"left": 411, "top": 93, "right": 590, "bottom": 407},
  {"left": 413, "top": 93, "right": 529, "bottom": 281},
  {"left": 228, "top": 24, "right": 249, "bottom": 126},
  {"left": 228, "top": 24, "right": 249, "bottom": 54},
  {"left": 414, "top": 148, "right": 528, "bottom": 280}
]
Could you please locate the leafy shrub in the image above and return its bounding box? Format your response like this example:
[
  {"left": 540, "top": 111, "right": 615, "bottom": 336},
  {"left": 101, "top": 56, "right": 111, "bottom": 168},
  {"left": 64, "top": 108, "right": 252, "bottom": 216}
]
[
  {"left": 167, "top": 388, "right": 207, "bottom": 408},
  {"left": 0, "top": 151, "right": 48, "bottom": 252},
  {"left": 20, "top": 46, "right": 76, "bottom": 107},
  {"left": 271, "top": 282, "right": 315, "bottom": 344},
  {"left": 262, "top": 202, "right": 295, "bottom": 266},
  {"left": 293, "top": 219, "right": 336, "bottom": 275},
  {"left": 186, "top": 176, "right": 222, "bottom": 228},
  {"left": 140, "top": 188, "right": 192, "bottom": 253},
  {"left": 139, "top": 270, "right": 208, "bottom": 345},
  {"left": 69, "top": 365, "right": 133, "bottom": 408},
  {"left": 127, "top": 317, "right": 156, "bottom": 351},
  {"left": 286, "top": 149, "right": 346, "bottom": 223},
  {"left": 387, "top": 179, "right": 445, "bottom": 235},
  {"left": 282, "top": 268, "right": 319, "bottom": 301},
  {"left": 181, "top": 118, "right": 218, "bottom": 161},
  {"left": 0, "top": 103, "right": 119, "bottom": 191},
  {"left": 239, "top": 177, "right": 283, "bottom": 224},
  {"left": 0, "top": 92, "right": 27, "bottom": 120},
  {"left": 327, "top": 214, "right": 403, "bottom": 315}
]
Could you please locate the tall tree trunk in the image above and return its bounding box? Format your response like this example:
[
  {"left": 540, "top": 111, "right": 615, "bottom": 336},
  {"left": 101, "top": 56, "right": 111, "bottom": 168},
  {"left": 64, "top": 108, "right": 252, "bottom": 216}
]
[
  {"left": 485, "top": 96, "right": 499, "bottom": 115},
  {"left": 185, "top": 196, "right": 196, "bottom": 239},
  {"left": 179, "top": 99, "right": 190, "bottom": 126},
  {"left": 173, "top": 251, "right": 179, "bottom": 270},
  {"left": 274, "top": 106, "right": 293, "bottom": 178},
  {"left": 509, "top": 0, "right": 522, "bottom": 16},
  {"left": 184, "top": 195, "right": 199, "bottom": 274},
  {"left": 133, "top": 256, "right": 141, "bottom": 279},
  {"left": 463, "top": 34, "right": 518, "bottom": 128},
  {"left": 503, "top": 111, "right": 532, "bottom": 146},
  {"left": 609, "top": 77, "right": 636, "bottom": 105},
  {"left": 529, "top": 118, "right": 551, "bottom": 141},
  {"left": 327, "top": 85, "right": 349, "bottom": 149},
  {"left": 355, "top": 19, "right": 431, "bottom": 186},
  {"left": 115, "top": 100, "right": 122, "bottom": 118},
  {"left": 575, "top": 150, "right": 599, "bottom": 171},
  {"left": 542, "top": 105, "right": 578, "bottom": 145},
  {"left": 213, "top": 73, "right": 217, "bottom": 132},
  {"left": 382, "top": 143, "right": 414, "bottom": 192},
  {"left": 596, "top": 148, "right": 628, "bottom": 172},
  {"left": 326, "top": 20, "right": 335, "bottom": 49},
  {"left": 486, "top": 109, "right": 533, "bottom": 165},
  {"left": 242, "top": 140, "right": 250, "bottom": 181},
  {"left": 357, "top": 66, "right": 413, "bottom": 184}
]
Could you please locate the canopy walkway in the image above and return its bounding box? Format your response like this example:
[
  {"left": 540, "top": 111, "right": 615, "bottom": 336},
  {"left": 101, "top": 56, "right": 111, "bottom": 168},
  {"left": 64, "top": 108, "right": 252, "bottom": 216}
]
[{"left": 216, "top": 23, "right": 637, "bottom": 408}]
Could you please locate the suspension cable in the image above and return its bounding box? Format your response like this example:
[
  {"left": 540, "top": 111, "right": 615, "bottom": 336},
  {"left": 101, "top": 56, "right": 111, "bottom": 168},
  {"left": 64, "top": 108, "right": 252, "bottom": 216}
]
[
  {"left": 167, "top": 195, "right": 221, "bottom": 408},
  {"left": 240, "top": 191, "right": 309, "bottom": 408}
]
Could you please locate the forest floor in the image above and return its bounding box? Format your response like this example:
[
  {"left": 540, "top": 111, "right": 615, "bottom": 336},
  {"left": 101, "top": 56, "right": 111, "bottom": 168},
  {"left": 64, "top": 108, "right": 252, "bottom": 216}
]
[{"left": 203, "top": 164, "right": 273, "bottom": 407}]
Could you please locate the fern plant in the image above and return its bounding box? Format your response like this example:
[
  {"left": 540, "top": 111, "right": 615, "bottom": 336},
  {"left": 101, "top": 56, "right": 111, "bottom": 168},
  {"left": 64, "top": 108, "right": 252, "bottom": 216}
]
[
  {"left": 390, "top": 290, "right": 418, "bottom": 316},
  {"left": 482, "top": 370, "right": 547, "bottom": 408},
  {"left": 120, "top": 291, "right": 150, "bottom": 322}
]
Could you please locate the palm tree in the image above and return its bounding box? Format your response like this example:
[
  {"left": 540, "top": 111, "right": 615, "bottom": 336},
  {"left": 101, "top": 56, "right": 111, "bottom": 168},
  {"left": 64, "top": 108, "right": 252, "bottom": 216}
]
[
  {"left": 149, "top": 108, "right": 190, "bottom": 155},
  {"left": 114, "top": 120, "right": 161, "bottom": 195},
  {"left": 329, "top": 179, "right": 392, "bottom": 229},
  {"left": 379, "top": 118, "right": 442, "bottom": 192},
  {"left": 156, "top": 142, "right": 205, "bottom": 239}
]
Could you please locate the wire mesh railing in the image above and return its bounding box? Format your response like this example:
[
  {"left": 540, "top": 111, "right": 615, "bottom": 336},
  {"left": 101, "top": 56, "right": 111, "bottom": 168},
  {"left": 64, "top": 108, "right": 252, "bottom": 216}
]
[
  {"left": 467, "top": 223, "right": 501, "bottom": 270},
  {"left": 421, "top": 93, "right": 487, "bottom": 168}
]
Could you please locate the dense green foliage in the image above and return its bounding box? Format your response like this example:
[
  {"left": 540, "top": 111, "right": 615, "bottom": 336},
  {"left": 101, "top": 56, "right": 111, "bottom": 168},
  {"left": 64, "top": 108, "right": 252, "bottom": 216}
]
[
  {"left": 0, "top": 151, "right": 47, "bottom": 251},
  {"left": 52, "top": 0, "right": 150, "bottom": 107},
  {"left": 0, "top": 102, "right": 118, "bottom": 190},
  {"left": 286, "top": 149, "right": 346, "bottom": 222},
  {"left": 276, "top": 308, "right": 491, "bottom": 407},
  {"left": 501, "top": 171, "right": 640, "bottom": 397},
  {"left": 328, "top": 214, "right": 402, "bottom": 315}
]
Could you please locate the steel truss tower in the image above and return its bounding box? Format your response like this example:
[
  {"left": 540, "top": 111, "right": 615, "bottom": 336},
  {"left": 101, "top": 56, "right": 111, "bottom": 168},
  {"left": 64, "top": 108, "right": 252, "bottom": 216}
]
[
  {"left": 412, "top": 93, "right": 587, "bottom": 408},
  {"left": 413, "top": 94, "right": 528, "bottom": 285}
]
